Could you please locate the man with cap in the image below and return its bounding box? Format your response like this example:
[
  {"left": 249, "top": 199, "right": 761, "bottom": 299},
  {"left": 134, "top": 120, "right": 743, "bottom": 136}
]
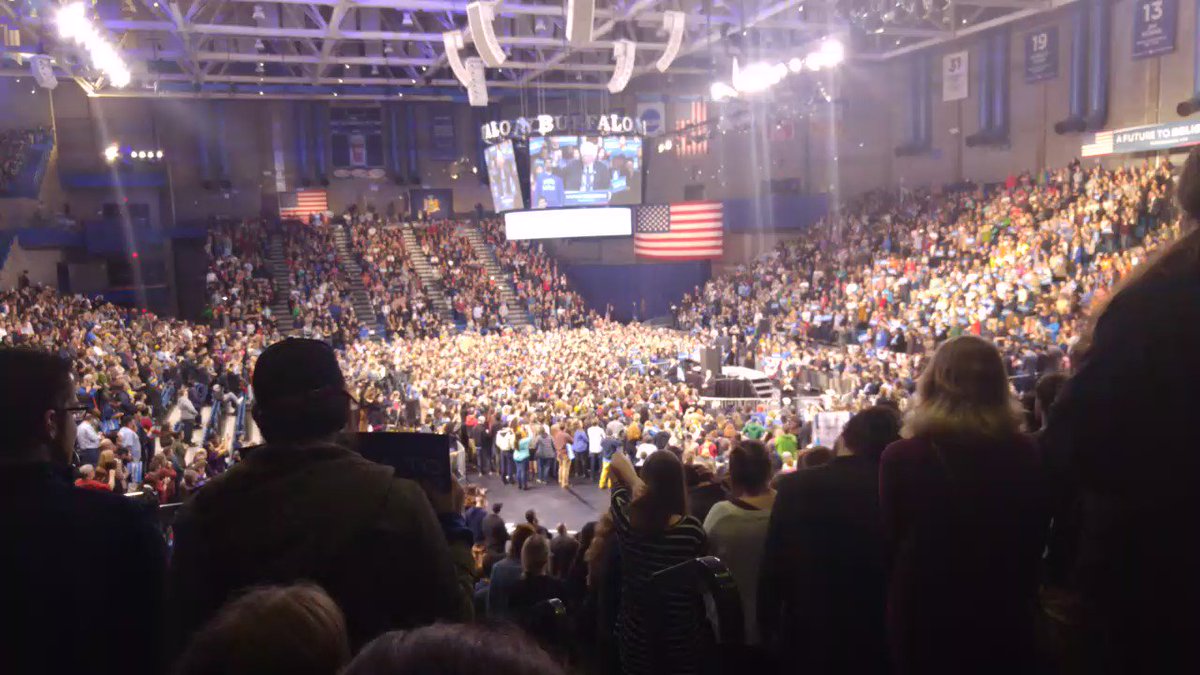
[{"left": 167, "top": 338, "right": 474, "bottom": 653}]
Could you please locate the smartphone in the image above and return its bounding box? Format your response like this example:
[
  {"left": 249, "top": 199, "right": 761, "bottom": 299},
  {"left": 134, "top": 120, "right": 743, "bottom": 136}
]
[{"left": 351, "top": 432, "right": 454, "bottom": 492}]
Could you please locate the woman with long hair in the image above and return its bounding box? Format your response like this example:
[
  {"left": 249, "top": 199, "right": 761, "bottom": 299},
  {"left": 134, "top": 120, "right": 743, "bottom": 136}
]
[
  {"left": 880, "top": 335, "right": 1045, "bottom": 675},
  {"left": 607, "top": 449, "right": 706, "bottom": 675},
  {"left": 1042, "top": 148, "right": 1200, "bottom": 674}
]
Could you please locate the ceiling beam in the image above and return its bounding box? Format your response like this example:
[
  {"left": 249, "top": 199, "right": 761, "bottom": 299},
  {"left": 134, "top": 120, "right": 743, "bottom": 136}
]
[
  {"left": 519, "top": 0, "right": 659, "bottom": 85},
  {"left": 880, "top": 0, "right": 1071, "bottom": 59},
  {"left": 313, "top": 0, "right": 353, "bottom": 80}
]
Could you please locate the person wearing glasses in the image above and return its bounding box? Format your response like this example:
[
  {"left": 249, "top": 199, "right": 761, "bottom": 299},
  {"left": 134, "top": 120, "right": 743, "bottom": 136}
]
[
  {"left": 0, "top": 347, "right": 165, "bottom": 675},
  {"left": 167, "top": 338, "right": 474, "bottom": 657}
]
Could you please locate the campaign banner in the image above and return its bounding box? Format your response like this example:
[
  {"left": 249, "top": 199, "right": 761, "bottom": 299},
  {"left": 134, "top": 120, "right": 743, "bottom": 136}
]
[
  {"left": 812, "top": 411, "right": 852, "bottom": 449},
  {"left": 409, "top": 188, "right": 454, "bottom": 220},
  {"left": 1024, "top": 26, "right": 1058, "bottom": 83},
  {"left": 1082, "top": 119, "right": 1200, "bottom": 158},
  {"left": 330, "top": 106, "right": 384, "bottom": 168},
  {"left": 1132, "top": 0, "right": 1177, "bottom": 59},
  {"left": 429, "top": 110, "right": 457, "bottom": 161},
  {"left": 636, "top": 101, "right": 666, "bottom": 137},
  {"left": 942, "top": 50, "right": 969, "bottom": 102}
]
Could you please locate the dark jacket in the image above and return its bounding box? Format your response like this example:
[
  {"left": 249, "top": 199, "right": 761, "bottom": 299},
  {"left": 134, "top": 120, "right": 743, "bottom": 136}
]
[
  {"left": 759, "top": 455, "right": 889, "bottom": 674},
  {"left": 600, "top": 436, "right": 622, "bottom": 460},
  {"left": 880, "top": 435, "right": 1045, "bottom": 675},
  {"left": 687, "top": 481, "right": 727, "bottom": 523},
  {"left": 167, "top": 442, "right": 473, "bottom": 653},
  {"left": 2, "top": 463, "right": 165, "bottom": 675},
  {"left": 1041, "top": 274, "right": 1200, "bottom": 674}
]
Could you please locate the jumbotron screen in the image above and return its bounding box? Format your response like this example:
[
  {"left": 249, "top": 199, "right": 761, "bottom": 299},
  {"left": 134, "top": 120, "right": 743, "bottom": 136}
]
[
  {"left": 527, "top": 135, "right": 644, "bottom": 209},
  {"left": 485, "top": 139, "right": 524, "bottom": 213}
]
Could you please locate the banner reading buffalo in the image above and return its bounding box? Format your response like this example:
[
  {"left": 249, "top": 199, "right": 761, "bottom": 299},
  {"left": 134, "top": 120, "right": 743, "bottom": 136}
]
[{"left": 409, "top": 188, "right": 454, "bottom": 220}]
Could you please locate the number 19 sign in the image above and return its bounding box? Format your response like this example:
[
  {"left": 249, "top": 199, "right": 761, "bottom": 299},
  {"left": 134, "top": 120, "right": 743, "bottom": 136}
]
[
  {"left": 1133, "top": 0, "right": 1177, "bottom": 59},
  {"left": 1024, "top": 27, "right": 1058, "bottom": 83}
]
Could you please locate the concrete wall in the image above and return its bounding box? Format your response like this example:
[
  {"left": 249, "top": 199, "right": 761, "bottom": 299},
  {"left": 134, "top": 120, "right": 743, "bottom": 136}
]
[{"left": 0, "top": 242, "right": 63, "bottom": 290}]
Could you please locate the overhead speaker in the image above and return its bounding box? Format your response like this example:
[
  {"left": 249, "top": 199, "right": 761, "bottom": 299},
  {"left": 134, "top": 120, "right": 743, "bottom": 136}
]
[
  {"left": 465, "top": 57, "right": 489, "bottom": 106},
  {"left": 466, "top": 1, "right": 506, "bottom": 68},
  {"left": 607, "top": 39, "right": 636, "bottom": 94},
  {"left": 443, "top": 30, "right": 470, "bottom": 86},
  {"left": 30, "top": 55, "right": 58, "bottom": 90},
  {"left": 566, "top": 0, "right": 595, "bottom": 45},
  {"left": 656, "top": 11, "right": 685, "bottom": 72}
]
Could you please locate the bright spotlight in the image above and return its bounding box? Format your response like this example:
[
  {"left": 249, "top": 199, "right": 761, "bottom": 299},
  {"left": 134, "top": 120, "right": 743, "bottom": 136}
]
[
  {"left": 156, "top": 150, "right": 164, "bottom": 159},
  {"left": 710, "top": 81, "right": 737, "bottom": 101},
  {"left": 818, "top": 39, "right": 845, "bottom": 66},
  {"left": 788, "top": 57, "right": 804, "bottom": 73},
  {"left": 56, "top": 3, "right": 89, "bottom": 40},
  {"left": 103, "top": 143, "right": 119, "bottom": 163}
]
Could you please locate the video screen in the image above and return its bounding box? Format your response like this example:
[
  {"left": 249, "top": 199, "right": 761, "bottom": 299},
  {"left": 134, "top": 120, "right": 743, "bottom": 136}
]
[
  {"left": 485, "top": 139, "right": 524, "bottom": 212},
  {"left": 528, "top": 135, "right": 643, "bottom": 209}
]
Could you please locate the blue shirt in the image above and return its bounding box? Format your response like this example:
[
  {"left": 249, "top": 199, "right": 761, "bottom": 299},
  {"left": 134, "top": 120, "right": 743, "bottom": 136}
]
[{"left": 532, "top": 174, "right": 565, "bottom": 208}]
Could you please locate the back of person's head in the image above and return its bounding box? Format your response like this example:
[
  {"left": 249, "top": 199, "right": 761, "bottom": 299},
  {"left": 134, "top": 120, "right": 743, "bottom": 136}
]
[
  {"left": 251, "top": 339, "right": 350, "bottom": 444},
  {"left": 508, "top": 523, "right": 537, "bottom": 561},
  {"left": 521, "top": 534, "right": 550, "bottom": 578},
  {"left": 684, "top": 461, "right": 713, "bottom": 488},
  {"left": 0, "top": 348, "right": 74, "bottom": 464},
  {"left": 903, "top": 335, "right": 1024, "bottom": 442},
  {"left": 1034, "top": 372, "right": 1068, "bottom": 428},
  {"left": 841, "top": 406, "right": 902, "bottom": 462},
  {"left": 728, "top": 440, "right": 773, "bottom": 496},
  {"left": 629, "top": 449, "right": 688, "bottom": 533},
  {"left": 491, "top": 502, "right": 503, "bottom": 515},
  {"left": 800, "top": 446, "right": 835, "bottom": 469},
  {"left": 524, "top": 509, "right": 538, "bottom": 526},
  {"left": 344, "top": 624, "right": 566, "bottom": 675},
  {"left": 174, "top": 583, "right": 349, "bottom": 675}
]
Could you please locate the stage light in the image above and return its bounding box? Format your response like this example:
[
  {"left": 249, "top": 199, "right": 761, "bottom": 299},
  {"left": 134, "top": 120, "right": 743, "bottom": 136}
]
[
  {"left": 710, "top": 81, "right": 737, "bottom": 101},
  {"left": 818, "top": 38, "right": 845, "bottom": 65},
  {"left": 788, "top": 57, "right": 804, "bottom": 72},
  {"left": 56, "top": 3, "right": 132, "bottom": 88},
  {"left": 103, "top": 143, "right": 119, "bottom": 163},
  {"left": 156, "top": 150, "right": 164, "bottom": 159}
]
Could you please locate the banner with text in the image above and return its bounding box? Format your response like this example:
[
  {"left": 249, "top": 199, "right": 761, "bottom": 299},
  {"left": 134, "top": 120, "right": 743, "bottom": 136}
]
[
  {"left": 1082, "top": 119, "right": 1200, "bottom": 157},
  {"left": 942, "top": 50, "right": 969, "bottom": 102},
  {"left": 430, "top": 110, "right": 457, "bottom": 161},
  {"left": 1024, "top": 26, "right": 1058, "bottom": 83},
  {"left": 1133, "top": 0, "right": 1177, "bottom": 59},
  {"left": 409, "top": 188, "right": 454, "bottom": 220},
  {"left": 330, "top": 106, "right": 384, "bottom": 169}
]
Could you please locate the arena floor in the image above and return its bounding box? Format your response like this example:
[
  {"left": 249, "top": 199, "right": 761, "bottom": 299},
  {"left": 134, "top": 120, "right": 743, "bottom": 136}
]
[{"left": 464, "top": 473, "right": 610, "bottom": 532}]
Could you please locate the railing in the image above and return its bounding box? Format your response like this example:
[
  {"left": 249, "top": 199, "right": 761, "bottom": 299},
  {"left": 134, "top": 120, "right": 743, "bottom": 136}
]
[
  {"left": 233, "top": 396, "right": 248, "bottom": 449},
  {"left": 202, "top": 399, "right": 221, "bottom": 444}
]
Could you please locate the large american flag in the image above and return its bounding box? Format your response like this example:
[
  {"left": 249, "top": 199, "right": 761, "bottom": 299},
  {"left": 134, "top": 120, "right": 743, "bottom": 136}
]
[
  {"left": 634, "top": 201, "right": 724, "bottom": 260},
  {"left": 279, "top": 189, "right": 328, "bottom": 219}
]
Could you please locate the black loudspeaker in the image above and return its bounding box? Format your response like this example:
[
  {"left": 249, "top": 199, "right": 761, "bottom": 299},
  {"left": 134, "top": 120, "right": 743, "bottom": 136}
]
[{"left": 700, "top": 347, "right": 721, "bottom": 376}]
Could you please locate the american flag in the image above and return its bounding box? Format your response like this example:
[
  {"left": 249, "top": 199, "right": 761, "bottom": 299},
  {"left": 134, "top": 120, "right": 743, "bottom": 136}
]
[
  {"left": 674, "top": 100, "right": 708, "bottom": 157},
  {"left": 634, "top": 202, "right": 724, "bottom": 260},
  {"left": 279, "top": 189, "right": 328, "bottom": 219}
]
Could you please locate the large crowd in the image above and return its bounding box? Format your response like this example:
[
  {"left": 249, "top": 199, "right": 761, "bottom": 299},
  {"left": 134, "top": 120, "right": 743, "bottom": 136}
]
[{"left": 5, "top": 148, "right": 1200, "bottom": 675}]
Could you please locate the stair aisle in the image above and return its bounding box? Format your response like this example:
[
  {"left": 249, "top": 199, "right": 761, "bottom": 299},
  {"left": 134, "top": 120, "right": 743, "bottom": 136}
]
[
  {"left": 457, "top": 224, "right": 534, "bottom": 330},
  {"left": 398, "top": 223, "right": 456, "bottom": 325},
  {"left": 265, "top": 233, "right": 295, "bottom": 334},
  {"left": 331, "top": 224, "right": 379, "bottom": 333}
]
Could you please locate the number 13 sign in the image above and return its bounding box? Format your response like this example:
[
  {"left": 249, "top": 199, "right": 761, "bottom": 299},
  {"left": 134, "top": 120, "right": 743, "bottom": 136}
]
[{"left": 1133, "top": 0, "right": 1177, "bottom": 59}]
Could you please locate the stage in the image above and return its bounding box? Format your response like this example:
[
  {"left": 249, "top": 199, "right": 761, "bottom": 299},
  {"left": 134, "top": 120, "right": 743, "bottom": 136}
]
[{"left": 462, "top": 472, "right": 611, "bottom": 532}]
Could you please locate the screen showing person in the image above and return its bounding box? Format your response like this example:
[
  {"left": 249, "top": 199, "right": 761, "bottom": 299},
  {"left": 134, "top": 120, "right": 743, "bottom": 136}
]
[
  {"left": 528, "top": 135, "right": 643, "bottom": 208},
  {"left": 485, "top": 140, "right": 525, "bottom": 213}
]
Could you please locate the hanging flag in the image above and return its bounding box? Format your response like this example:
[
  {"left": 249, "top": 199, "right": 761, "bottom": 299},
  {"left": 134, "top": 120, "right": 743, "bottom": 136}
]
[
  {"left": 674, "top": 99, "right": 708, "bottom": 157},
  {"left": 279, "top": 189, "right": 328, "bottom": 219},
  {"left": 634, "top": 201, "right": 724, "bottom": 260}
]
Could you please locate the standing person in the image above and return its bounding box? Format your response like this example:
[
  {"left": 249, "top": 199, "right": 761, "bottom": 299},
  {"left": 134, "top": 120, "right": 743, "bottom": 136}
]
[
  {"left": 487, "top": 523, "right": 538, "bottom": 620},
  {"left": 0, "top": 348, "right": 165, "bottom": 675},
  {"left": 607, "top": 450, "right": 707, "bottom": 675},
  {"left": 477, "top": 412, "right": 497, "bottom": 476},
  {"left": 571, "top": 422, "right": 589, "bottom": 480},
  {"left": 167, "top": 339, "right": 474, "bottom": 654},
  {"left": 554, "top": 423, "right": 572, "bottom": 489},
  {"left": 702, "top": 440, "right": 775, "bottom": 646},
  {"left": 587, "top": 417, "right": 605, "bottom": 480},
  {"left": 177, "top": 387, "right": 199, "bottom": 445},
  {"left": 495, "top": 420, "right": 515, "bottom": 484},
  {"left": 598, "top": 429, "right": 621, "bottom": 489},
  {"left": 75, "top": 411, "right": 101, "bottom": 466},
  {"left": 549, "top": 523, "right": 580, "bottom": 581},
  {"left": 514, "top": 426, "right": 531, "bottom": 491},
  {"left": 1042, "top": 148, "right": 1200, "bottom": 675},
  {"left": 880, "top": 336, "right": 1045, "bottom": 675},
  {"left": 508, "top": 534, "right": 567, "bottom": 625},
  {"left": 758, "top": 406, "right": 900, "bottom": 674},
  {"left": 536, "top": 422, "right": 557, "bottom": 485},
  {"left": 118, "top": 415, "right": 143, "bottom": 484}
]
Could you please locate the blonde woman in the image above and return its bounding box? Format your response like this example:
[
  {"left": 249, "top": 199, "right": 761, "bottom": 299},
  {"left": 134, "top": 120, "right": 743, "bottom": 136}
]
[{"left": 880, "top": 335, "right": 1045, "bottom": 675}]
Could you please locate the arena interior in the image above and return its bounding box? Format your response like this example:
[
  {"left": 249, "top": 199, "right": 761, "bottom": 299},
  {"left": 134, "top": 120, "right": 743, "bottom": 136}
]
[{"left": 3, "top": 1, "right": 1200, "bottom": 674}]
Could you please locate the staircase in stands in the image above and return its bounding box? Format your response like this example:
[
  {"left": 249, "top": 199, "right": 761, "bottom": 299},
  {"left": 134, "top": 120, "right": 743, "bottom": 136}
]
[
  {"left": 330, "top": 225, "right": 380, "bottom": 333},
  {"left": 396, "top": 224, "right": 456, "bottom": 325},
  {"left": 457, "top": 223, "right": 535, "bottom": 330},
  {"left": 265, "top": 233, "right": 295, "bottom": 334}
]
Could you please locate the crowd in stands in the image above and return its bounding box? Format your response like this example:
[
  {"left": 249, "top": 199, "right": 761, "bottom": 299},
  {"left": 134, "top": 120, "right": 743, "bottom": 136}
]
[
  {"left": 0, "top": 126, "right": 50, "bottom": 191},
  {"left": 413, "top": 220, "right": 511, "bottom": 330},
  {"left": 6, "top": 149, "right": 1200, "bottom": 675},
  {"left": 676, "top": 160, "right": 1180, "bottom": 410},
  {"left": 480, "top": 216, "right": 592, "bottom": 329},
  {"left": 345, "top": 214, "right": 446, "bottom": 339},
  {"left": 202, "top": 218, "right": 277, "bottom": 331}
]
